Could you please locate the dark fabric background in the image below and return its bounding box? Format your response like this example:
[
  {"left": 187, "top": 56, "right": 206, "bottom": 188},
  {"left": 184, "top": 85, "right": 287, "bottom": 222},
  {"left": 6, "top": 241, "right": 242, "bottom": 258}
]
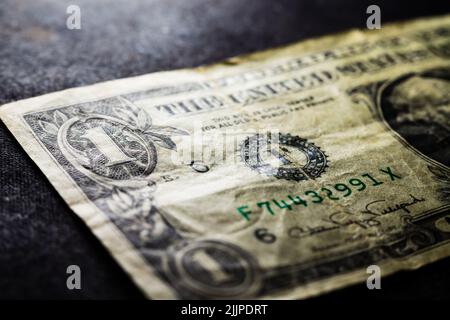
[{"left": 0, "top": 0, "right": 449, "bottom": 299}]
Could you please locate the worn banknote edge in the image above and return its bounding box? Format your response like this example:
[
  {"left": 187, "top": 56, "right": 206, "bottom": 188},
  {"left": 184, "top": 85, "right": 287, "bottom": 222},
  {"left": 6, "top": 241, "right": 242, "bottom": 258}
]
[{"left": 1, "top": 13, "right": 450, "bottom": 299}]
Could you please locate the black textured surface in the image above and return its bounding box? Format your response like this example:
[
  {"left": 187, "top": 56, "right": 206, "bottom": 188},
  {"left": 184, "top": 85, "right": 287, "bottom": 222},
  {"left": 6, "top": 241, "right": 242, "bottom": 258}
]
[{"left": 0, "top": 0, "right": 449, "bottom": 299}]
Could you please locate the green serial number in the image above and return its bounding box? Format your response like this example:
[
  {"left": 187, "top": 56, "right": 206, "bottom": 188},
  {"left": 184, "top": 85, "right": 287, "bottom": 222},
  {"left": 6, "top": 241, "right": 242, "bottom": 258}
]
[{"left": 236, "top": 166, "right": 401, "bottom": 221}]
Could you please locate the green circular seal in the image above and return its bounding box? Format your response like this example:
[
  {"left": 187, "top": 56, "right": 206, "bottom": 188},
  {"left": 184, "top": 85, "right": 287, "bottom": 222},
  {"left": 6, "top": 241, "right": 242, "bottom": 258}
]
[{"left": 240, "top": 133, "right": 328, "bottom": 181}]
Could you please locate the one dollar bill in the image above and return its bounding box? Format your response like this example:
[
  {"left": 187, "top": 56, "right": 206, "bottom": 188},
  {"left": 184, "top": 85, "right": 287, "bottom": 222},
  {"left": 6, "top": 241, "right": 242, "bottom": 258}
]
[{"left": 1, "top": 15, "right": 450, "bottom": 299}]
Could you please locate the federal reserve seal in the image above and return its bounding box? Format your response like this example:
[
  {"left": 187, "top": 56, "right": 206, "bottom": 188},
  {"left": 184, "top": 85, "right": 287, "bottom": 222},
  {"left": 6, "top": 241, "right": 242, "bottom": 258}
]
[{"left": 240, "top": 133, "right": 328, "bottom": 181}]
